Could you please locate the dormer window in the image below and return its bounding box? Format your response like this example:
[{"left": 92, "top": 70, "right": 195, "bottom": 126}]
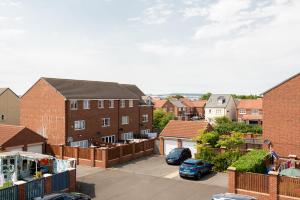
[{"left": 217, "top": 97, "right": 225, "bottom": 105}]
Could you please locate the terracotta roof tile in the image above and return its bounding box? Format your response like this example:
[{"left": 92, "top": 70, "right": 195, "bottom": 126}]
[
  {"left": 192, "top": 100, "right": 207, "bottom": 108},
  {"left": 0, "top": 124, "right": 25, "bottom": 145},
  {"left": 181, "top": 99, "right": 195, "bottom": 107},
  {"left": 237, "top": 99, "right": 262, "bottom": 109},
  {"left": 153, "top": 100, "right": 167, "bottom": 108},
  {"left": 160, "top": 120, "right": 211, "bottom": 139}
]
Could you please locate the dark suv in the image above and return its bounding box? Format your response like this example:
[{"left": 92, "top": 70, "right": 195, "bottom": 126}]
[{"left": 165, "top": 148, "right": 192, "bottom": 165}]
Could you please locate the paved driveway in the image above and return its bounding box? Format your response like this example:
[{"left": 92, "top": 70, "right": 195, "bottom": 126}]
[{"left": 77, "top": 155, "right": 228, "bottom": 200}]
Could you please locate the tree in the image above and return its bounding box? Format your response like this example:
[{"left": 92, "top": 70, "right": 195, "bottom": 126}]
[
  {"left": 201, "top": 92, "right": 212, "bottom": 100},
  {"left": 216, "top": 132, "right": 244, "bottom": 150},
  {"left": 195, "top": 131, "right": 219, "bottom": 147},
  {"left": 153, "top": 109, "right": 174, "bottom": 132}
]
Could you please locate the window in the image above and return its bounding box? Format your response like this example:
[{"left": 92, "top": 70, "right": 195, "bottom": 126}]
[
  {"left": 122, "top": 132, "right": 133, "bottom": 140},
  {"left": 98, "top": 100, "right": 104, "bottom": 109},
  {"left": 0, "top": 114, "right": 4, "bottom": 121},
  {"left": 109, "top": 100, "right": 114, "bottom": 108},
  {"left": 83, "top": 100, "right": 90, "bottom": 109},
  {"left": 102, "top": 135, "right": 115, "bottom": 143},
  {"left": 141, "top": 129, "right": 150, "bottom": 134},
  {"left": 209, "top": 109, "right": 212, "bottom": 114},
  {"left": 142, "top": 114, "right": 148, "bottom": 123},
  {"left": 216, "top": 109, "right": 222, "bottom": 115},
  {"left": 120, "top": 100, "right": 126, "bottom": 108},
  {"left": 70, "top": 140, "right": 89, "bottom": 148},
  {"left": 74, "top": 120, "right": 85, "bottom": 130},
  {"left": 122, "top": 116, "right": 129, "bottom": 125},
  {"left": 252, "top": 109, "right": 259, "bottom": 115},
  {"left": 129, "top": 100, "right": 133, "bottom": 107},
  {"left": 70, "top": 100, "right": 78, "bottom": 110},
  {"left": 102, "top": 118, "right": 111, "bottom": 127},
  {"left": 239, "top": 109, "right": 246, "bottom": 114}
]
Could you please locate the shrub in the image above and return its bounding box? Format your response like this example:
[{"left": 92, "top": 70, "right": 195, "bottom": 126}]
[
  {"left": 0, "top": 181, "right": 13, "bottom": 189},
  {"left": 231, "top": 149, "right": 269, "bottom": 173},
  {"left": 195, "top": 147, "right": 217, "bottom": 163},
  {"left": 217, "top": 132, "right": 244, "bottom": 150},
  {"left": 212, "top": 151, "right": 242, "bottom": 172},
  {"left": 198, "top": 131, "right": 219, "bottom": 147}
]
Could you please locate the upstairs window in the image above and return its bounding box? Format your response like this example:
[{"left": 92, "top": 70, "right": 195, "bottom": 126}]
[
  {"left": 216, "top": 109, "right": 222, "bottom": 115},
  {"left": 102, "top": 118, "right": 111, "bottom": 127},
  {"left": 109, "top": 100, "right": 114, "bottom": 108},
  {"left": 142, "top": 114, "right": 149, "bottom": 123},
  {"left": 120, "top": 100, "right": 126, "bottom": 108},
  {"left": 252, "top": 109, "right": 259, "bottom": 115},
  {"left": 129, "top": 100, "right": 134, "bottom": 107},
  {"left": 98, "top": 100, "right": 104, "bottom": 109},
  {"left": 122, "top": 116, "right": 129, "bottom": 125},
  {"left": 83, "top": 100, "right": 90, "bottom": 109},
  {"left": 74, "top": 120, "right": 85, "bottom": 130},
  {"left": 70, "top": 100, "right": 78, "bottom": 110},
  {"left": 239, "top": 109, "right": 246, "bottom": 114}
]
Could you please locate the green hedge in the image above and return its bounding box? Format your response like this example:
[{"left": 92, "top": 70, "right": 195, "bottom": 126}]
[{"left": 231, "top": 149, "right": 269, "bottom": 173}]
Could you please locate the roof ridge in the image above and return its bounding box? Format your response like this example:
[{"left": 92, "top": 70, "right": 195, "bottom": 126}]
[
  {"left": 42, "top": 77, "right": 119, "bottom": 84},
  {"left": 0, "top": 124, "right": 26, "bottom": 128}
]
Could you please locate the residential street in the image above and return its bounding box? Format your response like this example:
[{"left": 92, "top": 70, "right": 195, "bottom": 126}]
[{"left": 76, "top": 155, "right": 227, "bottom": 200}]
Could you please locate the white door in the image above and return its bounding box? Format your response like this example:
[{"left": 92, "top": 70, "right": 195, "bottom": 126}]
[
  {"left": 27, "top": 144, "right": 43, "bottom": 154},
  {"left": 182, "top": 140, "right": 197, "bottom": 158},
  {"left": 164, "top": 139, "right": 178, "bottom": 155},
  {"left": 6, "top": 146, "right": 23, "bottom": 152}
]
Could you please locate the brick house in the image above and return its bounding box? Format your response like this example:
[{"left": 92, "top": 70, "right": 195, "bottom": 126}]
[
  {"left": 0, "top": 124, "right": 46, "bottom": 153},
  {"left": 236, "top": 98, "right": 263, "bottom": 125},
  {"left": 153, "top": 99, "right": 174, "bottom": 113},
  {"left": 0, "top": 88, "right": 20, "bottom": 125},
  {"left": 191, "top": 100, "right": 207, "bottom": 119},
  {"left": 20, "top": 77, "right": 153, "bottom": 147},
  {"left": 263, "top": 72, "right": 300, "bottom": 157},
  {"left": 153, "top": 99, "right": 187, "bottom": 119}
]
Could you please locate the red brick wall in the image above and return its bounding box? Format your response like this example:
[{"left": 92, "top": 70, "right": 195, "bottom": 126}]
[
  {"left": 263, "top": 75, "right": 300, "bottom": 157},
  {"left": 195, "top": 107, "right": 205, "bottom": 117},
  {"left": 139, "top": 106, "right": 153, "bottom": 133},
  {"left": 20, "top": 79, "right": 66, "bottom": 145},
  {"left": 119, "top": 100, "right": 140, "bottom": 139}
]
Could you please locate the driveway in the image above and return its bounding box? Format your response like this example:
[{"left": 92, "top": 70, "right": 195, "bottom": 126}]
[{"left": 77, "top": 155, "right": 228, "bottom": 200}]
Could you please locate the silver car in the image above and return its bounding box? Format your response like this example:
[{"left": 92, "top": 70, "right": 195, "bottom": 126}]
[{"left": 212, "top": 193, "right": 256, "bottom": 200}]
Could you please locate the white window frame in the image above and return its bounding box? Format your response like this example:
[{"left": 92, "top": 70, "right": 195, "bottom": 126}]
[
  {"left": 102, "top": 118, "right": 111, "bottom": 127},
  {"left": 70, "top": 140, "right": 89, "bottom": 148},
  {"left": 140, "top": 129, "right": 150, "bottom": 135},
  {"left": 102, "top": 135, "right": 115, "bottom": 143},
  {"left": 98, "top": 100, "right": 104, "bottom": 109},
  {"left": 122, "top": 116, "right": 129, "bottom": 125},
  {"left": 109, "top": 100, "right": 114, "bottom": 108},
  {"left": 70, "top": 100, "right": 78, "bottom": 110},
  {"left": 129, "top": 100, "right": 134, "bottom": 107},
  {"left": 142, "top": 114, "right": 149, "bottom": 123},
  {"left": 83, "top": 100, "right": 90, "bottom": 109},
  {"left": 122, "top": 132, "right": 133, "bottom": 140},
  {"left": 74, "top": 120, "right": 85, "bottom": 130},
  {"left": 216, "top": 109, "right": 222, "bottom": 115},
  {"left": 120, "top": 99, "right": 126, "bottom": 108},
  {"left": 239, "top": 109, "right": 246, "bottom": 114}
]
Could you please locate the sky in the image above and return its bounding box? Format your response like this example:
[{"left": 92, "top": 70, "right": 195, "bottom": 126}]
[{"left": 0, "top": 0, "right": 299, "bottom": 95}]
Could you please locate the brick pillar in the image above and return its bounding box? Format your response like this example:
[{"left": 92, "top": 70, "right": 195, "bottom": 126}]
[
  {"left": 90, "top": 147, "right": 96, "bottom": 167},
  {"left": 227, "top": 167, "right": 237, "bottom": 193},
  {"left": 132, "top": 143, "right": 136, "bottom": 159},
  {"left": 159, "top": 137, "right": 164, "bottom": 155},
  {"left": 119, "top": 145, "right": 124, "bottom": 158},
  {"left": 74, "top": 146, "right": 79, "bottom": 165},
  {"left": 15, "top": 181, "right": 26, "bottom": 200},
  {"left": 68, "top": 168, "right": 76, "bottom": 192},
  {"left": 268, "top": 171, "right": 279, "bottom": 200},
  {"left": 101, "top": 147, "right": 108, "bottom": 168},
  {"left": 44, "top": 175, "right": 52, "bottom": 195},
  {"left": 59, "top": 144, "right": 64, "bottom": 159},
  {"left": 177, "top": 139, "right": 182, "bottom": 148}
]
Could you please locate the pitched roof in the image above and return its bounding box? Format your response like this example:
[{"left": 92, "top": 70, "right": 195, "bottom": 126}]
[
  {"left": 181, "top": 98, "right": 195, "bottom": 107},
  {"left": 0, "top": 88, "right": 8, "bottom": 96},
  {"left": 192, "top": 100, "right": 207, "bottom": 108},
  {"left": 170, "top": 100, "right": 186, "bottom": 108},
  {"left": 153, "top": 100, "right": 167, "bottom": 108},
  {"left": 160, "top": 120, "right": 211, "bottom": 139},
  {"left": 237, "top": 99, "right": 262, "bottom": 109},
  {"left": 205, "top": 94, "right": 232, "bottom": 108},
  {"left": 263, "top": 72, "right": 300, "bottom": 95},
  {"left": 42, "top": 77, "right": 141, "bottom": 100},
  {"left": 121, "top": 84, "right": 145, "bottom": 97}
]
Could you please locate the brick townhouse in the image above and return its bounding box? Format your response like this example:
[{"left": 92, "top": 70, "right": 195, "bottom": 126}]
[
  {"left": 20, "top": 77, "right": 153, "bottom": 147},
  {"left": 263, "top": 72, "right": 300, "bottom": 157},
  {"left": 236, "top": 98, "right": 263, "bottom": 125}
]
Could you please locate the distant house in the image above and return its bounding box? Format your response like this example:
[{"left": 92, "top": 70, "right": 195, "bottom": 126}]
[
  {"left": 20, "top": 77, "right": 153, "bottom": 147},
  {"left": 0, "top": 88, "right": 20, "bottom": 125},
  {"left": 159, "top": 120, "right": 213, "bottom": 157},
  {"left": 0, "top": 124, "right": 46, "bottom": 153},
  {"left": 236, "top": 99, "right": 263, "bottom": 125},
  {"left": 192, "top": 100, "right": 207, "bottom": 119},
  {"left": 181, "top": 98, "right": 196, "bottom": 119},
  {"left": 153, "top": 99, "right": 174, "bottom": 113},
  {"left": 169, "top": 100, "right": 187, "bottom": 120},
  {"left": 205, "top": 94, "right": 237, "bottom": 124},
  {"left": 263, "top": 72, "right": 300, "bottom": 157}
]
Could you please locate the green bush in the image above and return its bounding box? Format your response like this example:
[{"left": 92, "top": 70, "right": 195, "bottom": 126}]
[
  {"left": 231, "top": 149, "right": 269, "bottom": 173},
  {"left": 214, "top": 117, "right": 262, "bottom": 134},
  {"left": 196, "top": 147, "right": 217, "bottom": 163},
  {"left": 199, "top": 131, "right": 219, "bottom": 147},
  {"left": 0, "top": 181, "right": 13, "bottom": 189},
  {"left": 212, "top": 151, "right": 242, "bottom": 172}
]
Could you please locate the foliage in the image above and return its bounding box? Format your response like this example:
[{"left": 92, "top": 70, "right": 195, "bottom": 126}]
[
  {"left": 214, "top": 117, "right": 262, "bottom": 134},
  {"left": 215, "top": 116, "right": 231, "bottom": 124},
  {"left": 0, "top": 181, "right": 13, "bottom": 189},
  {"left": 166, "top": 94, "right": 184, "bottom": 100},
  {"left": 213, "top": 151, "right": 242, "bottom": 172},
  {"left": 201, "top": 92, "right": 212, "bottom": 100},
  {"left": 217, "top": 132, "right": 244, "bottom": 150},
  {"left": 232, "top": 150, "right": 269, "bottom": 173},
  {"left": 195, "top": 146, "right": 217, "bottom": 163},
  {"left": 34, "top": 171, "right": 43, "bottom": 179},
  {"left": 153, "top": 109, "right": 174, "bottom": 132},
  {"left": 195, "top": 131, "right": 219, "bottom": 147},
  {"left": 232, "top": 94, "right": 262, "bottom": 99}
]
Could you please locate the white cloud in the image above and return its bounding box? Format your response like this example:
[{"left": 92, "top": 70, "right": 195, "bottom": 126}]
[{"left": 137, "top": 40, "right": 188, "bottom": 56}]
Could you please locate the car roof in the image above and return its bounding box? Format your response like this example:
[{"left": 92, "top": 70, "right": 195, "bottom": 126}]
[
  {"left": 213, "top": 193, "right": 256, "bottom": 200},
  {"left": 184, "top": 159, "right": 202, "bottom": 164}
]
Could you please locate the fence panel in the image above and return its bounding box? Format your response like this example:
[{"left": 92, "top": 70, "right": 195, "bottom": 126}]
[
  {"left": 95, "top": 148, "right": 102, "bottom": 161},
  {"left": 279, "top": 176, "right": 300, "bottom": 197},
  {"left": 135, "top": 142, "right": 144, "bottom": 153},
  {"left": 123, "top": 144, "right": 133, "bottom": 156},
  {"left": 48, "top": 145, "right": 60, "bottom": 156},
  {"left": 52, "top": 171, "right": 70, "bottom": 193},
  {"left": 0, "top": 185, "right": 18, "bottom": 200},
  {"left": 78, "top": 147, "right": 91, "bottom": 160},
  {"left": 108, "top": 147, "right": 120, "bottom": 160},
  {"left": 236, "top": 172, "right": 269, "bottom": 193},
  {"left": 144, "top": 140, "right": 154, "bottom": 150},
  {"left": 25, "top": 178, "right": 44, "bottom": 200},
  {"left": 64, "top": 146, "right": 75, "bottom": 158}
]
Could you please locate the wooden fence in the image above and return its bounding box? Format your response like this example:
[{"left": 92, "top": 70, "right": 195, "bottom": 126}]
[
  {"left": 279, "top": 176, "right": 300, "bottom": 198},
  {"left": 236, "top": 172, "right": 269, "bottom": 193}
]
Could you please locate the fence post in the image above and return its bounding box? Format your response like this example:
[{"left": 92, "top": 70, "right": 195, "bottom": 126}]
[
  {"left": 159, "top": 137, "right": 164, "bottom": 155},
  {"left": 101, "top": 147, "right": 108, "bottom": 168},
  {"left": 90, "top": 147, "right": 96, "bottom": 167},
  {"left": 15, "top": 181, "right": 26, "bottom": 200},
  {"left": 60, "top": 144, "right": 64, "bottom": 159},
  {"left": 227, "top": 167, "right": 237, "bottom": 193},
  {"left": 74, "top": 146, "right": 79, "bottom": 165},
  {"left": 44, "top": 174, "right": 52, "bottom": 195},
  {"left": 68, "top": 168, "right": 76, "bottom": 192},
  {"left": 268, "top": 171, "right": 279, "bottom": 200},
  {"left": 132, "top": 143, "right": 136, "bottom": 159},
  {"left": 119, "top": 145, "right": 124, "bottom": 158}
]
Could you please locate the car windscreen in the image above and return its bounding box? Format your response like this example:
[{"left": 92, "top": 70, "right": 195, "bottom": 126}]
[{"left": 168, "top": 149, "right": 183, "bottom": 157}]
